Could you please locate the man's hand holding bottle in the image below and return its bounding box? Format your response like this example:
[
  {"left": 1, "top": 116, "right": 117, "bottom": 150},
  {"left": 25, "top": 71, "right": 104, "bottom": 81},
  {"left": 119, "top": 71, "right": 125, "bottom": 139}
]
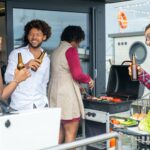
[
  {"left": 25, "top": 59, "right": 41, "bottom": 71},
  {"left": 25, "top": 52, "right": 45, "bottom": 71}
]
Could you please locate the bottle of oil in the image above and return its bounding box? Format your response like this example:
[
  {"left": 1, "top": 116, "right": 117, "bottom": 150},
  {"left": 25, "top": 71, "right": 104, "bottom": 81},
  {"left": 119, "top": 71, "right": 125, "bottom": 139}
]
[
  {"left": 17, "top": 52, "right": 25, "bottom": 70},
  {"left": 131, "top": 54, "right": 138, "bottom": 81},
  {"left": 32, "top": 51, "right": 45, "bottom": 71}
]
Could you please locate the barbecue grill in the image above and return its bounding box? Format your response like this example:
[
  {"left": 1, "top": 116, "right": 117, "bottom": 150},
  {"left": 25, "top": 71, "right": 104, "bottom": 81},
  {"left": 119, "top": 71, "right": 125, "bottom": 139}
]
[
  {"left": 84, "top": 65, "right": 145, "bottom": 114},
  {"left": 83, "top": 64, "right": 145, "bottom": 150}
]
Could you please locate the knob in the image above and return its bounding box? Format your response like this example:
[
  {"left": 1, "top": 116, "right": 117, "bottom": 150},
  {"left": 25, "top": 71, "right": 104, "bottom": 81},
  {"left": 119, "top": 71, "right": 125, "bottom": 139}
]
[
  {"left": 86, "top": 112, "right": 91, "bottom": 116},
  {"left": 5, "top": 120, "right": 11, "bottom": 128},
  {"left": 91, "top": 113, "right": 96, "bottom": 117}
]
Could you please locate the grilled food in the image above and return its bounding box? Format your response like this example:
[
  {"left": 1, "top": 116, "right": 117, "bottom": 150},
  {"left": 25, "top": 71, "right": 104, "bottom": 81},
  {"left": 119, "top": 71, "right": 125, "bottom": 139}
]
[{"left": 132, "top": 113, "right": 146, "bottom": 121}]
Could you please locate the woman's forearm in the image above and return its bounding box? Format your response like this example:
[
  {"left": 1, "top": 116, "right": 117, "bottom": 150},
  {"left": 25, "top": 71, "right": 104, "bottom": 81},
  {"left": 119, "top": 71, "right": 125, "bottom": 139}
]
[
  {"left": 138, "top": 70, "right": 150, "bottom": 89},
  {"left": 1, "top": 80, "right": 18, "bottom": 100},
  {"left": 0, "top": 67, "right": 30, "bottom": 100}
]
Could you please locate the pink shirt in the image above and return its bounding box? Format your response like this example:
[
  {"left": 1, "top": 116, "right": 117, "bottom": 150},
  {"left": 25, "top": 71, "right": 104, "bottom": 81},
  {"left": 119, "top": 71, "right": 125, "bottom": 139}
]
[
  {"left": 65, "top": 47, "right": 91, "bottom": 83},
  {"left": 138, "top": 70, "right": 150, "bottom": 89}
]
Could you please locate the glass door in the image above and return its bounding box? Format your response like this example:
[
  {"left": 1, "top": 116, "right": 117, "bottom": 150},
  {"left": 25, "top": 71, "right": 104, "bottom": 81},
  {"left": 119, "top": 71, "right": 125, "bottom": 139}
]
[{"left": 13, "top": 8, "right": 90, "bottom": 78}]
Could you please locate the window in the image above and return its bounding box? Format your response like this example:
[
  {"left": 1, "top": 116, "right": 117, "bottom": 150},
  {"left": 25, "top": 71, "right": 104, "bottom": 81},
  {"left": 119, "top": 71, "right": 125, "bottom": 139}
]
[
  {"left": 129, "top": 42, "right": 147, "bottom": 64},
  {"left": 13, "top": 9, "right": 88, "bottom": 52},
  {"left": 13, "top": 8, "right": 90, "bottom": 75}
]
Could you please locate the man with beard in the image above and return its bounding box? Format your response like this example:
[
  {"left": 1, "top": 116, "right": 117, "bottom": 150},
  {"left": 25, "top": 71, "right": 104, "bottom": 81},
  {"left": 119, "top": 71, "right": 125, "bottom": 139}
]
[{"left": 5, "top": 19, "right": 51, "bottom": 111}]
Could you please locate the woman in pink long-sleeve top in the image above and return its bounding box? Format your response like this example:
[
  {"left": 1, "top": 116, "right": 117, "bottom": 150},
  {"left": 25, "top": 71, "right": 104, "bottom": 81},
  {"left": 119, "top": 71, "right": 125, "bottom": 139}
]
[
  {"left": 129, "top": 24, "right": 150, "bottom": 89},
  {"left": 66, "top": 47, "right": 91, "bottom": 83},
  {"left": 48, "top": 25, "right": 94, "bottom": 148}
]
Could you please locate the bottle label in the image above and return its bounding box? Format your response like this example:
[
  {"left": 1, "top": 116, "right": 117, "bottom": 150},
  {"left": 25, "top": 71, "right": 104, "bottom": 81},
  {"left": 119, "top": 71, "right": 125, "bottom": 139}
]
[{"left": 132, "top": 65, "right": 138, "bottom": 81}]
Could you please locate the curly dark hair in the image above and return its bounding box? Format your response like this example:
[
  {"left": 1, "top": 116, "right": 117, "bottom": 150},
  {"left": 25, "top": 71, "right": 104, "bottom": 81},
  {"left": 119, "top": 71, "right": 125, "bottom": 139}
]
[
  {"left": 23, "top": 19, "right": 51, "bottom": 46},
  {"left": 145, "top": 24, "right": 150, "bottom": 33},
  {"left": 61, "top": 25, "right": 85, "bottom": 43}
]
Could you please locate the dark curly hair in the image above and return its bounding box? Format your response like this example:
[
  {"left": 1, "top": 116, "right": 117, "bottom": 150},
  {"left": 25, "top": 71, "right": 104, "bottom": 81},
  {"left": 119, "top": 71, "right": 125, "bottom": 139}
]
[
  {"left": 145, "top": 24, "right": 150, "bottom": 33},
  {"left": 61, "top": 25, "right": 85, "bottom": 43},
  {"left": 23, "top": 19, "right": 51, "bottom": 46}
]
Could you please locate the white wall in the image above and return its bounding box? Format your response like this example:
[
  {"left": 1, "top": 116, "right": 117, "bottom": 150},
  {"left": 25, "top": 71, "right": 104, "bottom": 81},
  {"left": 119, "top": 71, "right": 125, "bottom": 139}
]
[{"left": 105, "top": 0, "right": 150, "bottom": 85}]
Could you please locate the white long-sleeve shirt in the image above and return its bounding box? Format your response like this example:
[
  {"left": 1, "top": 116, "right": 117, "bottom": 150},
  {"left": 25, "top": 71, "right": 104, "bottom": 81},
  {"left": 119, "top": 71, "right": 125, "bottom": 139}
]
[{"left": 5, "top": 45, "right": 50, "bottom": 110}]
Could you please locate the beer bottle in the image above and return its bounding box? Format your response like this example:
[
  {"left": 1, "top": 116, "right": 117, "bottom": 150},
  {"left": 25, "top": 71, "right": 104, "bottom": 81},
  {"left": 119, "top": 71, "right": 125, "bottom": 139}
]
[
  {"left": 32, "top": 51, "right": 45, "bottom": 71},
  {"left": 131, "top": 54, "right": 138, "bottom": 81},
  {"left": 38, "top": 51, "right": 45, "bottom": 64},
  {"left": 17, "top": 52, "right": 25, "bottom": 70}
]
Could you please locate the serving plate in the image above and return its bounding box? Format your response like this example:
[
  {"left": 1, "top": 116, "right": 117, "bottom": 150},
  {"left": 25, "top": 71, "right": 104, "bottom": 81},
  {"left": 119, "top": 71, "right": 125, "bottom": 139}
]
[{"left": 110, "top": 116, "right": 138, "bottom": 128}]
